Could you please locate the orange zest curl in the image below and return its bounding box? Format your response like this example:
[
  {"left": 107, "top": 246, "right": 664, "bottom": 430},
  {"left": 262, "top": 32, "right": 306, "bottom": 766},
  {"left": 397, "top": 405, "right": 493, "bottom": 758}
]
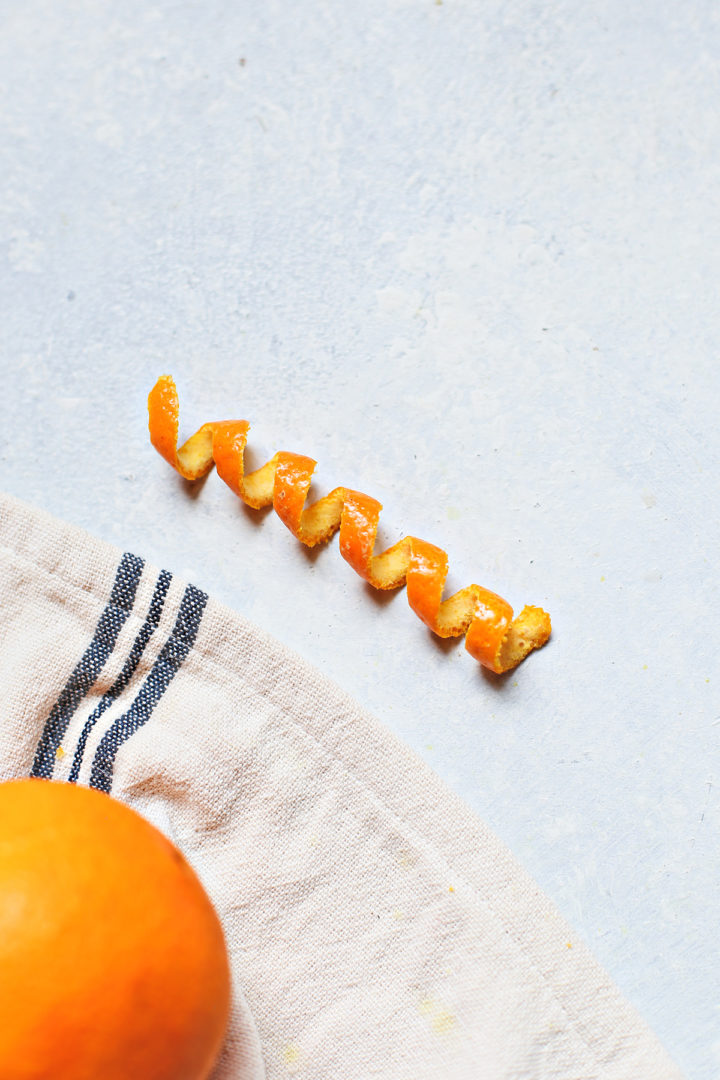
[{"left": 148, "top": 375, "right": 551, "bottom": 673}]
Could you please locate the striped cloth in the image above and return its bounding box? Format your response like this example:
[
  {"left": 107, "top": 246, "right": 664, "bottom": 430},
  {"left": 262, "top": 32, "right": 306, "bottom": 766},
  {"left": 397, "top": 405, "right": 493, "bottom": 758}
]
[
  {"left": 30, "top": 554, "right": 202, "bottom": 791},
  {"left": 0, "top": 491, "right": 684, "bottom": 1080}
]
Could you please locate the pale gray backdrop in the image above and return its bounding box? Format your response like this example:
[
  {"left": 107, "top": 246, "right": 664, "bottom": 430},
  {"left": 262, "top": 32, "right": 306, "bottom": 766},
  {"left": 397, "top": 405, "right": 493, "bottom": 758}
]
[{"left": 1, "top": 2, "right": 718, "bottom": 1076}]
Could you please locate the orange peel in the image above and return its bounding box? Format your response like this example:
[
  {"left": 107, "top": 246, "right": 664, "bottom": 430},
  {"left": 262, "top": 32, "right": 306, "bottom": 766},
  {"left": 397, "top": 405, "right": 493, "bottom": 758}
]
[{"left": 148, "top": 375, "right": 551, "bottom": 673}]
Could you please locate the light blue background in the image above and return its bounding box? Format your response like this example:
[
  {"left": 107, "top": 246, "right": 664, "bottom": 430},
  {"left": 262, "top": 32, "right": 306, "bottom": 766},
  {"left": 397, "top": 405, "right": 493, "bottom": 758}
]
[{"left": 2, "top": 2, "right": 718, "bottom": 1076}]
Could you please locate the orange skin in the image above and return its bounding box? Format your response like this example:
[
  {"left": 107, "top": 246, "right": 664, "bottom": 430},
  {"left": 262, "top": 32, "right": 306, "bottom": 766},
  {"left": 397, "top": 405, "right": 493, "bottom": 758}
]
[
  {"left": 148, "top": 375, "right": 551, "bottom": 673},
  {"left": 0, "top": 779, "right": 230, "bottom": 1080}
]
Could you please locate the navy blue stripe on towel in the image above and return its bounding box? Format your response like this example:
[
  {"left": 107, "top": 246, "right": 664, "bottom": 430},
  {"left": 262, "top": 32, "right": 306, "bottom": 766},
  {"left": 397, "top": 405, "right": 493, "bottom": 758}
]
[
  {"left": 30, "top": 552, "right": 145, "bottom": 780},
  {"left": 67, "top": 569, "right": 173, "bottom": 784},
  {"left": 89, "top": 583, "right": 208, "bottom": 794}
]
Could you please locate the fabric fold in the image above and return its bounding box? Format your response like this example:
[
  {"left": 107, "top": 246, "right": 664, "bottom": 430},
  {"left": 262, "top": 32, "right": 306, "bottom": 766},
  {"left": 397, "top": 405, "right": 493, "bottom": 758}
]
[{"left": 0, "top": 491, "right": 683, "bottom": 1079}]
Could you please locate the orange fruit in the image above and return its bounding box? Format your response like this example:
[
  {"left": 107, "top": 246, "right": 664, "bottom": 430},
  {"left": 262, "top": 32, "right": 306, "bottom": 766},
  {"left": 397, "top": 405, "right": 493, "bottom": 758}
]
[{"left": 0, "top": 779, "right": 231, "bottom": 1080}]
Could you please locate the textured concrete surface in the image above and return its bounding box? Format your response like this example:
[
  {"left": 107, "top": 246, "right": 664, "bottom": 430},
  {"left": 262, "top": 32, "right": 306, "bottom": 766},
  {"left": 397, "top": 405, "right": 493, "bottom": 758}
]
[{"left": 2, "top": 2, "right": 719, "bottom": 1076}]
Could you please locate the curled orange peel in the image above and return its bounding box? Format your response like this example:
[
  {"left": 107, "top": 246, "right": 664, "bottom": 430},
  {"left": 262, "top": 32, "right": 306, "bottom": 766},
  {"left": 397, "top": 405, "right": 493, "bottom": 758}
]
[{"left": 148, "top": 375, "right": 551, "bottom": 674}]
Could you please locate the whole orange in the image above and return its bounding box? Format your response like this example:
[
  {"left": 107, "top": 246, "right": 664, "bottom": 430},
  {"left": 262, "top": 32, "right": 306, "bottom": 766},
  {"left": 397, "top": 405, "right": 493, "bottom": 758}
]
[{"left": 0, "top": 779, "right": 231, "bottom": 1080}]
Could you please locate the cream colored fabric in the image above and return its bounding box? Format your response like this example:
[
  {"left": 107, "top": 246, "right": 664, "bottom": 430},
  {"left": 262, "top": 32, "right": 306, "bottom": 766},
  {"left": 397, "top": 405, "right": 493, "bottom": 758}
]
[{"left": 0, "top": 491, "right": 683, "bottom": 1080}]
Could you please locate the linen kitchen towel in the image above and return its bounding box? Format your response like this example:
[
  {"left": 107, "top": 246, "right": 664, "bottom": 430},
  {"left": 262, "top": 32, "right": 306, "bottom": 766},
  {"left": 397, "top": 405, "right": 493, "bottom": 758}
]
[{"left": 0, "top": 491, "right": 684, "bottom": 1080}]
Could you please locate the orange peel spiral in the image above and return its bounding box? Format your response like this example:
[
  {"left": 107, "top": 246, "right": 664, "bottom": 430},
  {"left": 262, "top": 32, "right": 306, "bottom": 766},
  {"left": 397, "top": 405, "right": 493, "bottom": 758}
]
[{"left": 148, "top": 375, "right": 551, "bottom": 674}]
